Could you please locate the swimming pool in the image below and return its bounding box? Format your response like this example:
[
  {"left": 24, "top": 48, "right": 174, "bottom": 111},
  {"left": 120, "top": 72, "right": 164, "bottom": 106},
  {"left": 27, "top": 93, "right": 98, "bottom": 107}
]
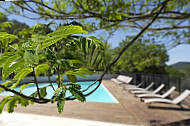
[{"left": 0, "top": 81, "right": 118, "bottom": 103}]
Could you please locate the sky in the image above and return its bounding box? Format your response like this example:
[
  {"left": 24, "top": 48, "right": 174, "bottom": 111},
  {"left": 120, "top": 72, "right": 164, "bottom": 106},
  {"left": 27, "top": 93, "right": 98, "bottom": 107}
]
[{"left": 5, "top": 9, "right": 190, "bottom": 66}]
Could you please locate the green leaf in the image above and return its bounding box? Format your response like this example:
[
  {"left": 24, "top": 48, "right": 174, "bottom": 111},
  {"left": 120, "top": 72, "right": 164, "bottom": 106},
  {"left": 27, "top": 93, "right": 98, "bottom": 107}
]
[
  {"left": 24, "top": 51, "right": 38, "bottom": 66},
  {"left": 10, "top": 81, "right": 20, "bottom": 89},
  {"left": 1, "top": 80, "right": 13, "bottom": 87},
  {"left": 81, "top": 37, "right": 87, "bottom": 55},
  {"left": 60, "top": 59, "right": 74, "bottom": 69},
  {"left": 10, "top": 59, "right": 27, "bottom": 73},
  {"left": 47, "top": 25, "right": 87, "bottom": 38},
  {"left": 66, "top": 83, "right": 81, "bottom": 90},
  {"left": 22, "top": 41, "right": 35, "bottom": 50},
  {"left": 17, "top": 96, "right": 29, "bottom": 107},
  {"left": 0, "top": 80, "right": 14, "bottom": 93},
  {"left": 13, "top": 68, "right": 33, "bottom": 81},
  {"left": 41, "top": 25, "right": 87, "bottom": 50},
  {"left": 57, "top": 93, "right": 66, "bottom": 113},
  {"left": 0, "top": 52, "right": 14, "bottom": 67},
  {"left": 66, "top": 60, "right": 73, "bottom": 67},
  {"left": 0, "top": 96, "right": 11, "bottom": 114},
  {"left": 20, "top": 83, "right": 34, "bottom": 91},
  {"left": 0, "top": 32, "right": 17, "bottom": 52},
  {"left": 30, "top": 91, "right": 38, "bottom": 98},
  {"left": 51, "top": 88, "right": 62, "bottom": 103},
  {"left": 2, "top": 54, "right": 21, "bottom": 80},
  {"left": 66, "top": 74, "right": 77, "bottom": 82},
  {"left": 90, "top": 44, "right": 96, "bottom": 63},
  {"left": 76, "top": 68, "right": 93, "bottom": 75},
  {"left": 0, "top": 88, "right": 3, "bottom": 93},
  {"left": 65, "top": 68, "right": 93, "bottom": 80},
  {"left": 74, "top": 72, "right": 87, "bottom": 78},
  {"left": 39, "top": 87, "right": 47, "bottom": 98},
  {"left": 6, "top": 98, "right": 17, "bottom": 113},
  {"left": 35, "top": 64, "right": 50, "bottom": 77},
  {"left": 4, "top": 59, "right": 27, "bottom": 82},
  {"left": 41, "top": 36, "right": 62, "bottom": 50},
  {"left": 51, "top": 87, "right": 66, "bottom": 113},
  {"left": 0, "top": 21, "right": 13, "bottom": 30},
  {"left": 69, "top": 87, "right": 85, "bottom": 102}
]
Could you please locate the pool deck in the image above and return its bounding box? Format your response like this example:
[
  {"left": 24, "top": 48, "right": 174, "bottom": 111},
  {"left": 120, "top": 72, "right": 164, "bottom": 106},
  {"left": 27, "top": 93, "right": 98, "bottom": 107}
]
[{"left": 1, "top": 80, "right": 190, "bottom": 125}]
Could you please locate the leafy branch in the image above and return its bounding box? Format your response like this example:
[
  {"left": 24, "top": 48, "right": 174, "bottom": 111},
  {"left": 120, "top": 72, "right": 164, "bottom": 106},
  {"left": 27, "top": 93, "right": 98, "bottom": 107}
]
[
  {"left": 0, "top": 25, "right": 104, "bottom": 113},
  {"left": 0, "top": 0, "right": 172, "bottom": 114},
  {"left": 80, "top": 0, "right": 168, "bottom": 97}
]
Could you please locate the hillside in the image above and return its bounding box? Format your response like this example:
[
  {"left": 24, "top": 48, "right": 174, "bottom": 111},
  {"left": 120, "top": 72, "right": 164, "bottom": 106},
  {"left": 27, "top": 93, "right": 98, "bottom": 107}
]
[{"left": 171, "top": 62, "right": 190, "bottom": 70}]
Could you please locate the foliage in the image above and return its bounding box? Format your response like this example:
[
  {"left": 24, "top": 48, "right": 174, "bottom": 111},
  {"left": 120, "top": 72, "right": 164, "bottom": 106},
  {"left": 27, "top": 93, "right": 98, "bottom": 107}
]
[
  {"left": 170, "top": 62, "right": 190, "bottom": 71},
  {"left": 0, "top": 0, "right": 189, "bottom": 49},
  {"left": 183, "top": 65, "right": 190, "bottom": 78},
  {"left": 0, "top": 32, "right": 17, "bottom": 53},
  {"left": 4, "top": 20, "right": 29, "bottom": 35},
  {"left": 109, "top": 36, "right": 169, "bottom": 74},
  {"left": 51, "top": 82, "right": 85, "bottom": 113},
  {"left": 166, "top": 66, "right": 185, "bottom": 77},
  {"left": 0, "top": 24, "right": 105, "bottom": 114},
  {"left": 0, "top": 95, "right": 32, "bottom": 114},
  {"left": 0, "top": 12, "right": 29, "bottom": 37},
  {"left": 0, "top": 0, "right": 189, "bottom": 114},
  {"left": 166, "top": 62, "right": 190, "bottom": 77}
]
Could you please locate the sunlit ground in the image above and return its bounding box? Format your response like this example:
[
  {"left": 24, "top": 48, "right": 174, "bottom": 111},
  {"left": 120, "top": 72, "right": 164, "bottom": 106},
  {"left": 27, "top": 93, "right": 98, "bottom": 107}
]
[{"left": 0, "top": 112, "right": 130, "bottom": 126}]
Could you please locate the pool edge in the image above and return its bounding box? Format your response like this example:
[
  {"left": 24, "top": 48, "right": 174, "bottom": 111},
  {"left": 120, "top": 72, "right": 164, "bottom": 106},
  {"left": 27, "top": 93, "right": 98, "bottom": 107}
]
[{"left": 101, "top": 83, "right": 119, "bottom": 103}]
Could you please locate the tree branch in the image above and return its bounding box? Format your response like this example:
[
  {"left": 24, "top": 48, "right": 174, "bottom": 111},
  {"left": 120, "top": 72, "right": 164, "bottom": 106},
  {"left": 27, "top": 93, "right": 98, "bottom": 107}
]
[
  {"left": 147, "top": 0, "right": 169, "bottom": 14},
  {"left": 117, "top": 25, "right": 190, "bottom": 30},
  {"left": 81, "top": 0, "right": 168, "bottom": 97},
  {"left": 0, "top": 0, "right": 183, "bottom": 103},
  {"left": 0, "top": 85, "right": 49, "bottom": 103},
  {"left": 3, "top": 1, "right": 189, "bottom": 23},
  {"left": 100, "top": 3, "right": 166, "bottom": 79},
  {"left": 33, "top": 67, "right": 41, "bottom": 99},
  {"left": 167, "top": 41, "right": 190, "bottom": 50},
  {"left": 29, "top": 0, "right": 69, "bottom": 15}
]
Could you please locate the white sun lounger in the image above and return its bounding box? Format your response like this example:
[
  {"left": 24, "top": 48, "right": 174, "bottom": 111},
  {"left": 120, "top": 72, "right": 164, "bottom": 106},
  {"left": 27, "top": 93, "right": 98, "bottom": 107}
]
[
  {"left": 111, "top": 78, "right": 123, "bottom": 84},
  {"left": 118, "top": 75, "right": 133, "bottom": 84},
  {"left": 124, "top": 81, "right": 144, "bottom": 90},
  {"left": 128, "top": 82, "right": 154, "bottom": 92},
  {"left": 123, "top": 76, "right": 133, "bottom": 84},
  {"left": 111, "top": 75, "right": 133, "bottom": 85},
  {"left": 131, "top": 84, "right": 165, "bottom": 95},
  {"left": 144, "top": 89, "right": 190, "bottom": 107},
  {"left": 137, "top": 86, "right": 176, "bottom": 100},
  {"left": 111, "top": 75, "right": 124, "bottom": 84}
]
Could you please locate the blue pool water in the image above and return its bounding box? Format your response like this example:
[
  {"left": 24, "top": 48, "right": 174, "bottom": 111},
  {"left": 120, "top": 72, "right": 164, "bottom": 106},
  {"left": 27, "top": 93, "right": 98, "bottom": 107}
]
[{"left": 0, "top": 81, "right": 118, "bottom": 103}]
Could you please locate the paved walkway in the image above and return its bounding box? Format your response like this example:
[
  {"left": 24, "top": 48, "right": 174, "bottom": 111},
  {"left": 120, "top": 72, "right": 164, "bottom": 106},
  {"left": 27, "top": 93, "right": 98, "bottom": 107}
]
[
  {"left": 0, "top": 112, "right": 132, "bottom": 126},
  {"left": 0, "top": 80, "right": 190, "bottom": 125}
]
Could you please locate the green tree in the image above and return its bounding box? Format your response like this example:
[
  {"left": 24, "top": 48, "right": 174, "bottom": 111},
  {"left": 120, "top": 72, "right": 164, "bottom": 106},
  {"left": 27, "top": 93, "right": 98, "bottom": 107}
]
[
  {"left": 166, "top": 66, "right": 185, "bottom": 77},
  {"left": 110, "top": 36, "right": 169, "bottom": 74},
  {"left": 5, "top": 20, "right": 29, "bottom": 34},
  {"left": 0, "top": 12, "right": 29, "bottom": 34},
  {"left": 183, "top": 66, "right": 190, "bottom": 77}
]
